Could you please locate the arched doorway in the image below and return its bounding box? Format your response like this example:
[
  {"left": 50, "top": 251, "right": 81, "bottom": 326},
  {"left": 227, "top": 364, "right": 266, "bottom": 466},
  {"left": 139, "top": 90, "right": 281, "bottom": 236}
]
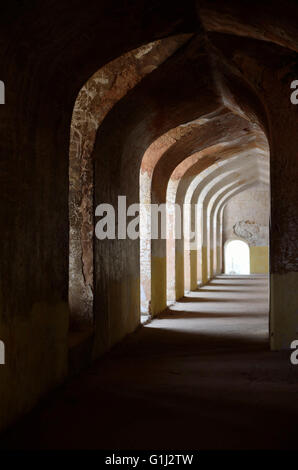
[{"left": 224, "top": 240, "right": 250, "bottom": 275}]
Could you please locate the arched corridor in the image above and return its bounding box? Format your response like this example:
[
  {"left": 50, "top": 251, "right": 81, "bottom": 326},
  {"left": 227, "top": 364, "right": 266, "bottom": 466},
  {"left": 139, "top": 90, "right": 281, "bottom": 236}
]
[{"left": 0, "top": 0, "right": 298, "bottom": 452}]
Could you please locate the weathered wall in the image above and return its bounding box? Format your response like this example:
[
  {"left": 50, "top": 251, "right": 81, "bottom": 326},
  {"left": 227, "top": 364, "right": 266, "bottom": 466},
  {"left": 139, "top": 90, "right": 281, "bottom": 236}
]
[
  {"left": 0, "top": 0, "right": 197, "bottom": 433},
  {"left": 223, "top": 183, "right": 270, "bottom": 273},
  {"left": 250, "top": 246, "right": 269, "bottom": 273}
]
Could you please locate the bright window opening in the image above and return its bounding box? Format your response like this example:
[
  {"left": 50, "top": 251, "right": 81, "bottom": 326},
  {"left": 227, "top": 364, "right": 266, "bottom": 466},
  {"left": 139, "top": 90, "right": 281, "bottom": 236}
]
[{"left": 225, "top": 240, "right": 250, "bottom": 275}]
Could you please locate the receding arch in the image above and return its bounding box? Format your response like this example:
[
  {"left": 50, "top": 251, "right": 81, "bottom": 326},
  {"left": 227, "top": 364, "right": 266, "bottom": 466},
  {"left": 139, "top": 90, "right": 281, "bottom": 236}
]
[
  {"left": 68, "top": 36, "right": 191, "bottom": 328},
  {"left": 183, "top": 150, "right": 268, "bottom": 287}
]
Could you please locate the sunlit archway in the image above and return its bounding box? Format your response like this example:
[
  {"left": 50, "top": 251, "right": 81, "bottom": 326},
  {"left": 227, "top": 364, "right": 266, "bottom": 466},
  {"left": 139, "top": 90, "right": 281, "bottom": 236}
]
[{"left": 224, "top": 239, "right": 250, "bottom": 275}]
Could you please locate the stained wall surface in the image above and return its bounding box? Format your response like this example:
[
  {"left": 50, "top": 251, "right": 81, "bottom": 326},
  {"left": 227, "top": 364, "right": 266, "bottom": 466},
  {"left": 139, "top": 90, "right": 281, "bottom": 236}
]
[{"left": 0, "top": 0, "right": 197, "bottom": 433}]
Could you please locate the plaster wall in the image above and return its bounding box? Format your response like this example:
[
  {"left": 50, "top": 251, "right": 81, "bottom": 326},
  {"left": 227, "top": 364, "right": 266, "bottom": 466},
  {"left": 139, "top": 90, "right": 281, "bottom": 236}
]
[{"left": 0, "top": 1, "right": 197, "bottom": 433}]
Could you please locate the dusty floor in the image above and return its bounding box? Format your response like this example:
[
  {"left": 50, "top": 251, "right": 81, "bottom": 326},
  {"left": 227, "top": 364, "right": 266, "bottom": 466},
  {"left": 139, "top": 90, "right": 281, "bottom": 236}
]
[{"left": 1, "top": 275, "right": 298, "bottom": 450}]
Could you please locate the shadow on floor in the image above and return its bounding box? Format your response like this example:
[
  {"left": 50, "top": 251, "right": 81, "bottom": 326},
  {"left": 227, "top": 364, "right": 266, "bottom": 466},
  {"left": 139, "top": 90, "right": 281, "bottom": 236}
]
[{"left": 1, "top": 275, "right": 297, "bottom": 450}]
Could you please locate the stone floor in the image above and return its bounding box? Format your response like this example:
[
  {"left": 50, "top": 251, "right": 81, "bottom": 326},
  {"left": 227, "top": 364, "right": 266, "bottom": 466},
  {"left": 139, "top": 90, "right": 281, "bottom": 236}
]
[{"left": 1, "top": 275, "right": 298, "bottom": 449}]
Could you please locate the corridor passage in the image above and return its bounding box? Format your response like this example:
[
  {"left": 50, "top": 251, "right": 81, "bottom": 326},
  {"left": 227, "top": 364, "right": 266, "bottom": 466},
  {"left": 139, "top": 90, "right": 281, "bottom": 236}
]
[{"left": 2, "top": 275, "right": 298, "bottom": 450}]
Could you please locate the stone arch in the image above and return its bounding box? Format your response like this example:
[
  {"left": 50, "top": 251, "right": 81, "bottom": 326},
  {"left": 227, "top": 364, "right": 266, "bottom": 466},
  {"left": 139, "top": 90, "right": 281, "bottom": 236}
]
[
  {"left": 69, "top": 36, "right": 191, "bottom": 329},
  {"left": 165, "top": 122, "right": 269, "bottom": 302}
]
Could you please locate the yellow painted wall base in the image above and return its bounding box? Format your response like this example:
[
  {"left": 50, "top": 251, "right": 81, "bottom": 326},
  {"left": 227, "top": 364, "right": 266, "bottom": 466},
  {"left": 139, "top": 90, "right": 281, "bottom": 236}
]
[
  {"left": 0, "top": 301, "right": 69, "bottom": 433},
  {"left": 216, "top": 245, "right": 221, "bottom": 274},
  {"left": 175, "top": 250, "right": 184, "bottom": 300},
  {"left": 209, "top": 248, "right": 214, "bottom": 278},
  {"left": 190, "top": 250, "right": 197, "bottom": 291},
  {"left": 250, "top": 246, "right": 269, "bottom": 273},
  {"left": 201, "top": 246, "right": 208, "bottom": 285},
  {"left": 151, "top": 256, "right": 167, "bottom": 316},
  {"left": 270, "top": 272, "right": 298, "bottom": 350},
  {"left": 107, "top": 276, "right": 140, "bottom": 350}
]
